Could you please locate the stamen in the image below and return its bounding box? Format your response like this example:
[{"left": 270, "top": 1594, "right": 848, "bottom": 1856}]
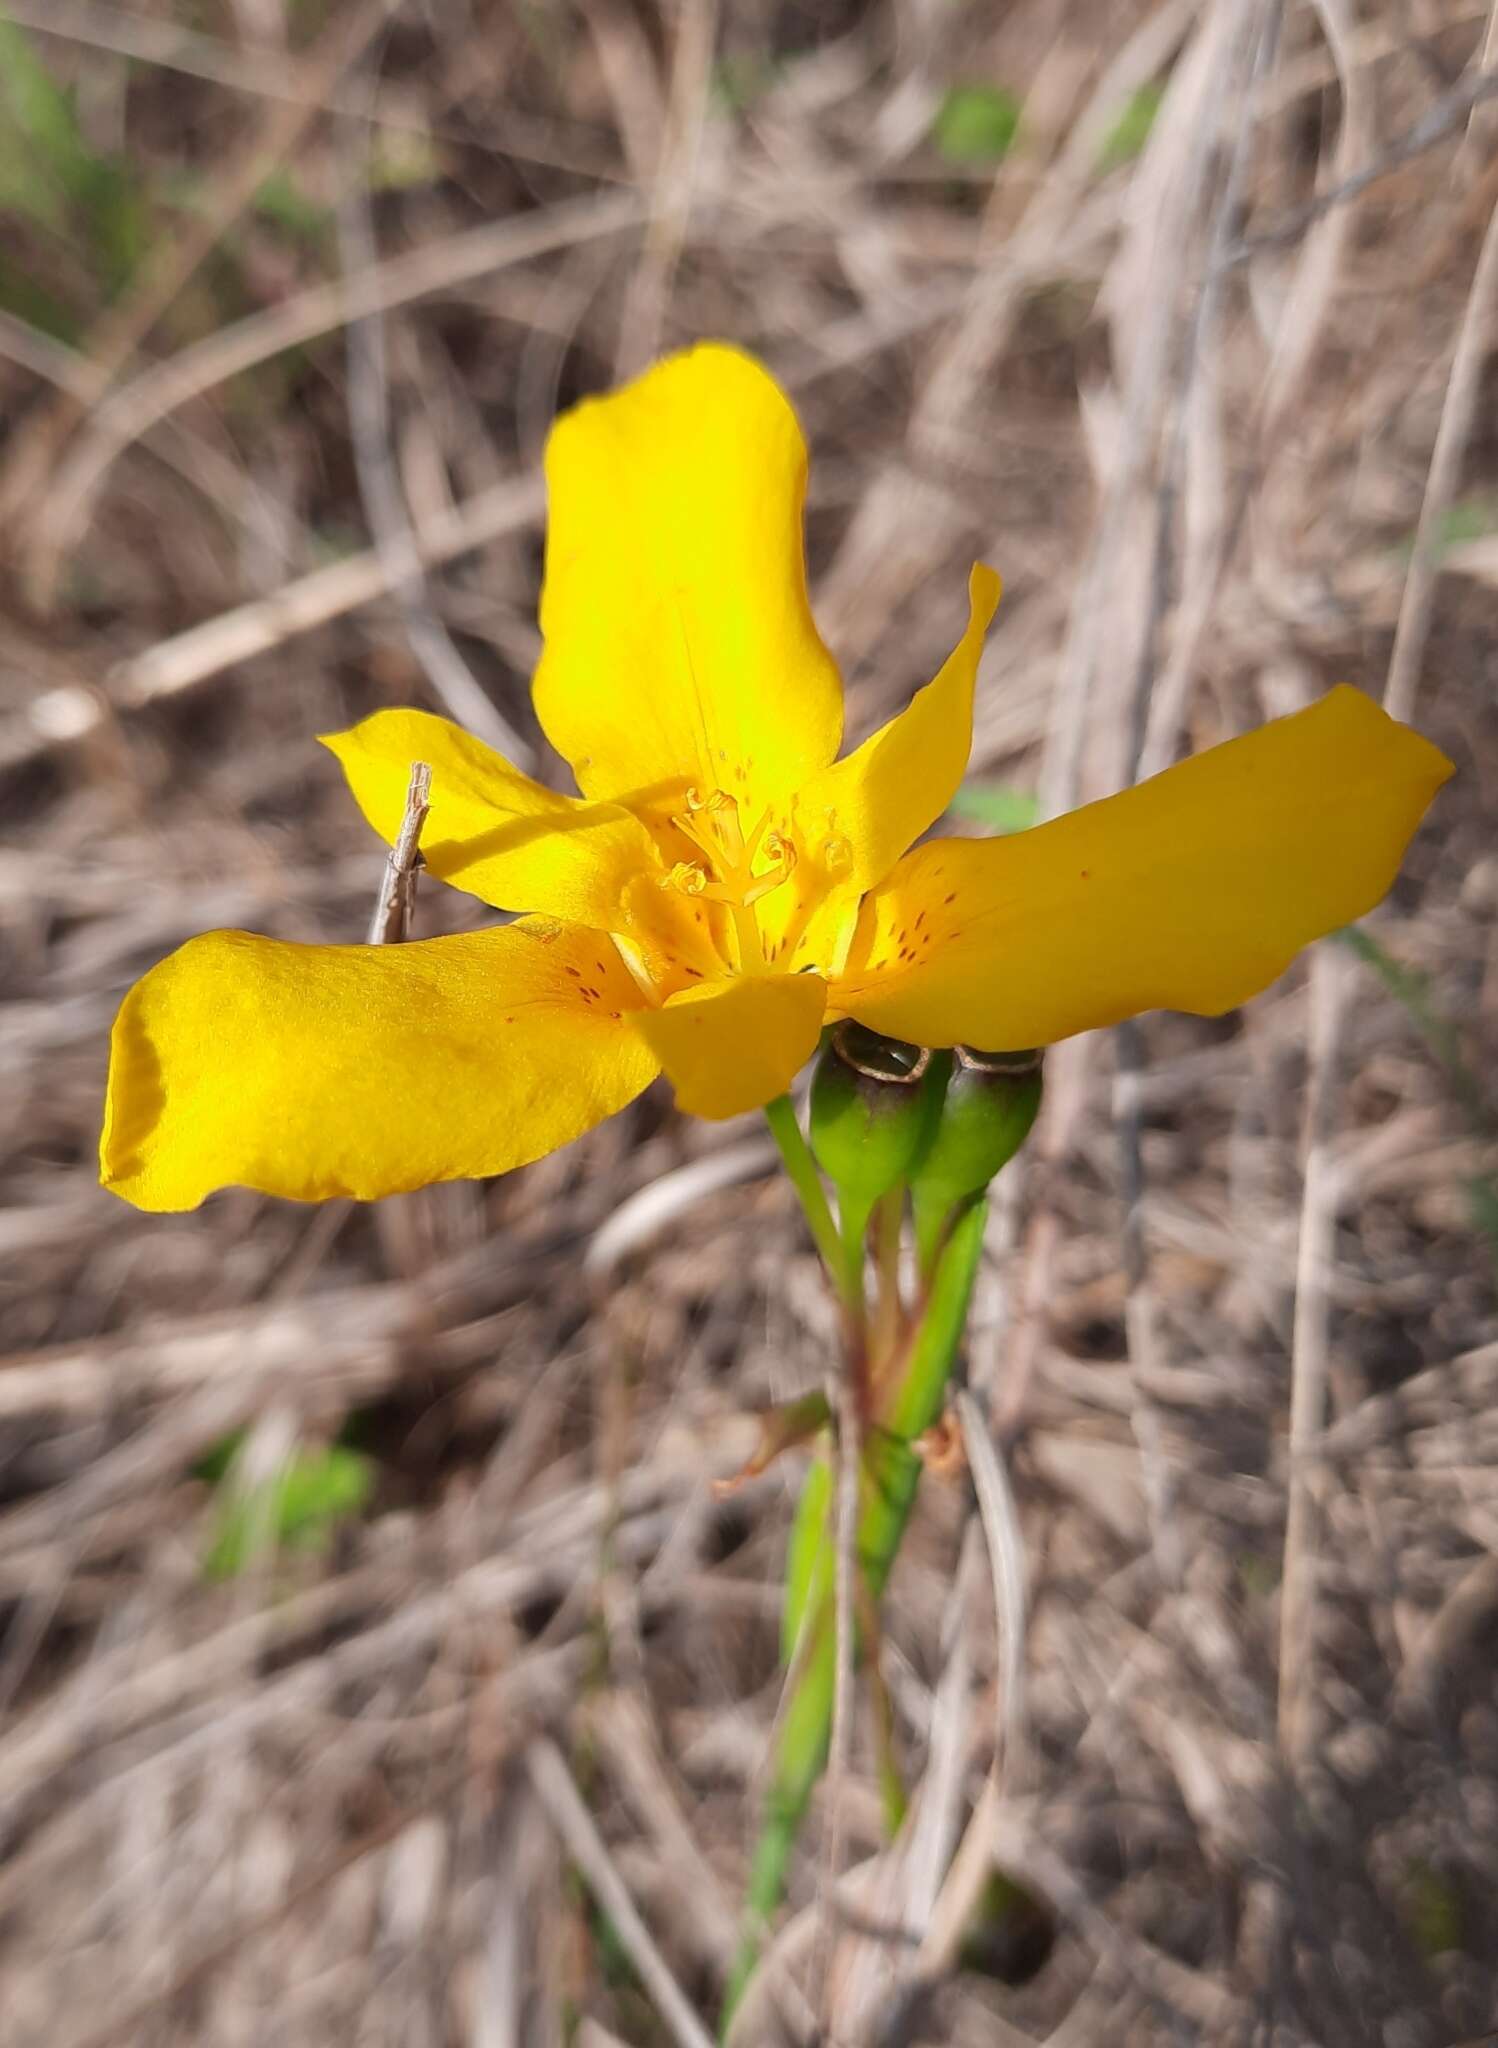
[
  {"left": 741, "top": 832, "right": 796, "bottom": 905},
  {"left": 706, "top": 790, "right": 747, "bottom": 868},
  {"left": 651, "top": 787, "right": 825, "bottom": 978},
  {"left": 742, "top": 809, "right": 773, "bottom": 866}
]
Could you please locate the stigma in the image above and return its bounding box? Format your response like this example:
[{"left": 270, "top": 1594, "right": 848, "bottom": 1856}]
[{"left": 662, "top": 789, "right": 797, "bottom": 911}]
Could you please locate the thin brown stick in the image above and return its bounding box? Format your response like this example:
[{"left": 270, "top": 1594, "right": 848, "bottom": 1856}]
[
  {"left": 1457, "top": 0, "right": 1498, "bottom": 174},
  {"left": 58, "top": 1757, "right": 481, "bottom": 2048},
  {"left": 366, "top": 762, "right": 432, "bottom": 946},
  {"left": 113, "top": 475, "right": 544, "bottom": 710},
  {"left": 1042, "top": 0, "right": 1260, "bottom": 821},
  {"left": 1221, "top": 63, "right": 1498, "bottom": 267},
  {"left": 526, "top": 1737, "right": 717, "bottom": 2048},
  {"left": 22, "top": 186, "right": 643, "bottom": 606},
  {"left": 0, "top": 0, "right": 401, "bottom": 528},
  {"left": 614, "top": 0, "right": 716, "bottom": 377},
  {"left": 585, "top": 1690, "right": 740, "bottom": 1969},
  {"left": 7, "top": 0, "right": 624, "bottom": 178},
  {"left": 954, "top": 1390, "right": 1029, "bottom": 1792},
  {"left": 1280, "top": 93, "right": 1498, "bottom": 1767},
  {"left": 338, "top": 73, "right": 533, "bottom": 766},
  {"left": 584, "top": 1139, "right": 776, "bottom": 1277},
  {"left": 911, "top": 0, "right": 1199, "bottom": 458},
  {"left": 1112, "top": 0, "right": 1275, "bottom": 1589},
  {"left": 1384, "top": 179, "right": 1498, "bottom": 724},
  {"left": 1277, "top": 944, "right": 1350, "bottom": 1766}
]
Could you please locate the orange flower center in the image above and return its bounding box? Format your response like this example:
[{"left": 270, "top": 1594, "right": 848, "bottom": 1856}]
[
  {"left": 661, "top": 788, "right": 797, "bottom": 972},
  {"left": 611, "top": 785, "right": 857, "bottom": 993}
]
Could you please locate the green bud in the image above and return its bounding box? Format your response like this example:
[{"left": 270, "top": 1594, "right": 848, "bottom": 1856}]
[
  {"left": 910, "top": 1046, "right": 1042, "bottom": 1263},
  {"left": 808, "top": 1022, "right": 941, "bottom": 1204}
]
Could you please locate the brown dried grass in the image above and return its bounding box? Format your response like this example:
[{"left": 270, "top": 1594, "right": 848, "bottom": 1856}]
[{"left": 2, "top": 3, "right": 1497, "bottom": 2043}]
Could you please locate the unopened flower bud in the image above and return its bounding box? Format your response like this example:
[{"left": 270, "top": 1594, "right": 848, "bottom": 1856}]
[
  {"left": 808, "top": 1022, "right": 940, "bottom": 1204},
  {"left": 910, "top": 1045, "right": 1042, "bottom": 1227}
]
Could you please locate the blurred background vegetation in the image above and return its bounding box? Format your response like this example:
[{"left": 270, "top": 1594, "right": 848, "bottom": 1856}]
[{"left": 1, "top": 3, "right": 1496, "bottom": 2044}]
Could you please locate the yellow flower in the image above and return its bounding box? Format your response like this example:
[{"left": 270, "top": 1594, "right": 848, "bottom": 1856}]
[{"left": 102, "top": 345, "right": 1452, "bottom": 1211}]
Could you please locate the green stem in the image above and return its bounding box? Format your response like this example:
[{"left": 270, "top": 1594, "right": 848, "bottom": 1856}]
[
  {"left": 721, "top": 1196, "right": 989, "bottom": 2036},
  {"left": 723, "top": 1590, "right": 838, "bottom": 2022},
  {"left": 884, "top": 1194, "right": 987, "bottom": 1441},
  {"left": 913, "top": 1182, "right": 950, "bottom": 1283},
  {"left": 854, "top": 1567, "right": 907, "bottom": 1837},
  {"left": 721, "top": 1457, "right": 918, "bottom": 2033},
  {"left": 837, "top": 1186, "right": 877, "bottom": 1321},
  {"left": 764, "top": 1094, "right": 857, "bottom": 1313},
  {"left": 870, "top": 1185, "right": 906, "bottom": 1360}
]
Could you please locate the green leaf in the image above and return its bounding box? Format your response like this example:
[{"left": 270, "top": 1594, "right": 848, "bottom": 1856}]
[
  {"left": 204, "top": 1445, "right": 375, "bottom": 1580},
  {"left": 947, "top": 781, "right": 1041, "bottom": 832},
  {"left": 780, "top": 1456, "right": 831, "bottom": 1665},
  {"left": 0, "top": 15, "right": 148, "bottom": 293},
  {"left": 933, "top": 84, "right": 1021, "bottom": 165},
  {"left": 1098, "top": 82, "right": 1164, "bottom": 168},
  {"left": 0, "top": 15, "right": 94, "bottom": 225}
]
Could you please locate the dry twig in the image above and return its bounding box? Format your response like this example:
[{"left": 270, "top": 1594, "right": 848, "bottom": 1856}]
[
  {"left": 365, "top": 760, "right": 432, "bottom": 946},
  {"left": 526, "top": 1737, "right": 717, "bottom": 2048}
]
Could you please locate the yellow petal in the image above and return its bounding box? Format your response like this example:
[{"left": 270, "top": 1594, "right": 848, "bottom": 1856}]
[
  {"left": 322, "top": 709, "right": 659, "bottom": 925},
  {"left": 636, "top": 971, "right": 827, "bottom": 1120},
  {"left": 101, "top": 920, "right": 658, "bottom": 1211},
  {"left": 836, "top": 686, "right": 1452, "bottom": 1049},
  {"left": 797, "top": 564, "right": 1000, "bottom": 897},
  {"left": 532, "top": 344, "right": 843, "bottom": 816},
  {"left": 754, "top": 563, "right": 999, "bottom": 979}
]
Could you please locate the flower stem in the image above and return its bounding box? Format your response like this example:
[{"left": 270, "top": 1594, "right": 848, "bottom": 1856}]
[
  {"left": 870, "top": 1185, "right": 906, "bottom": 1358},
  {"left": 837, "top": 1186, "right": 875, "bottom": 1317},
  {"left": 721, "top": 1194, "right": 990, "bottom": 2035},
  {"left": 853, "top": 1566, "right": 907, "bottom": 1836},
  {"left": 883, "top": 1194, "right": 987, "bottom": 1442},
  {"left": 763, "top": 1094, "right": 858, "bottom": 1314}
]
